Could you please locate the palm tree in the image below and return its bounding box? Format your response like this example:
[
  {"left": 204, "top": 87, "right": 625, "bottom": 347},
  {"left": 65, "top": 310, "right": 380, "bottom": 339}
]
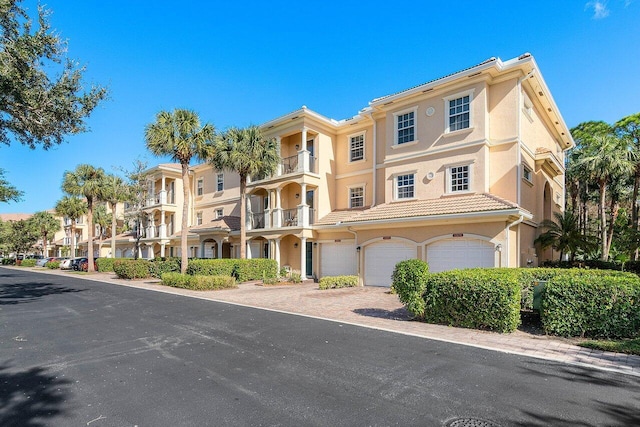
[
  {"left": 93, "top": 204, "right": 111, "bottom": 257},
  {"left": 55, "top": 196, "right": 88, "bottom": 257},
  {"left": 30, "top": 211, "right": 61, "bottom": 257},
  {"left": 574, "top": 135, "right": 635, "bottom": 260},
  {"left": 102, "top": 174, "right": 129, "bottom": 258},
  {"left": 145, "top": 109, "right": 214, "bottom": 273},
  {"left": 534, "top": 211, "right": 593, "bottom": 261},
  {"left": 211, "top": 126, "right": 279, "bottom": 259},
  {"left": 62, "top": 164, "right": 106, "bottom": 272}
]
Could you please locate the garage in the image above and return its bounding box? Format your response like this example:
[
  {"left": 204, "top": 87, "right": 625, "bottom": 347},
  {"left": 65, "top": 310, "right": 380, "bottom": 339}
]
[
  {"left": 426, "top": 238, "right": 495, "bottom": 273},
  {"left": 364, "top": 240, "right": 416, "bottom": 287},
  {"left": 320, "top": 242, "right": 357, "bottom": 277}
]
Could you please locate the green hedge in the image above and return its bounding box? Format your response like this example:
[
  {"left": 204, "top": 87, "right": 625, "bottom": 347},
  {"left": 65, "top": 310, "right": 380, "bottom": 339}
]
[
  {"left": 186, "top": 259, "right": 277, "bottom": 282},
  {"left": 96, "top": 258, "right": 116, "bottom": 272},
  {"left": 20, "top": 259, "right": 36, "bottom": 267},
  {"left": 161, "top": 272, "right": 236, "bottom": 290},
  {"left": 391, "top": 259, "right": 429, "bottom": 317},
  {"left": 113, "top": 259, "right": 151, "bottom": 279},
  {"left": 149, "top": 257, "right": 181, "bottom": 278},
  {"left": 45, "top": 261, "right": 60, "bottom": 269},
  {"left": 319, "top": 275, "right": 359, "bottom": 290},
  {"left": 541, "top": 274, "right": 640, "bottom": 338},
  {"left": 1, "top": 258, "right": 15, "bottom": 265},
  {"left": 422, "top": 269, "right": 521, "bottom": 333}
]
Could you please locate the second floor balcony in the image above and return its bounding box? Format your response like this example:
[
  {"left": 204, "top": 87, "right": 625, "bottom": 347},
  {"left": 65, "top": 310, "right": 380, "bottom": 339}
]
[
  {"left": 145, "top": 190, "right": 175, "bottom": 208},
  {"left": 250, "top": 151, "right": 318, "bottom": 184},
  {"left": 247, "top": 206, "right": 315, "bottom": 231}
]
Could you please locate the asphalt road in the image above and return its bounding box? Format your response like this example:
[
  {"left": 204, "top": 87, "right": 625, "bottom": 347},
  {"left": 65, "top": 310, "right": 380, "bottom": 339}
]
[{"left": 0, "top": 267, "right": 638, "bottom": 427}]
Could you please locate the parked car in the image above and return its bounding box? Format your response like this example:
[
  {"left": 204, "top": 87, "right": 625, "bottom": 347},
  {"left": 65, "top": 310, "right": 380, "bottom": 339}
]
[
  {"left": 35, "top": 257, "right": 54, "bottom": 267},
  {"left": 60, "top": 258, "right": 77, "bottom": 270},
  {"left": 79, "top": 258, "right": 98, "bottom": 272},
  {"left": 71, "top": 257, "right": 88, "bottom": 271}
]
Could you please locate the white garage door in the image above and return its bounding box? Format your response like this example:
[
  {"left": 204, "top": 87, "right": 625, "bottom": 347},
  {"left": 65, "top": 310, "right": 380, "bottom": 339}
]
[
  {"left": 364, "top": 241, "right": 416, "bottom": 287},
  {"left": 320, "top": 243, "right": 357, "bottom": 277},
  {"left": 426, "top": 238, "right": 495, "bottom": 273}
]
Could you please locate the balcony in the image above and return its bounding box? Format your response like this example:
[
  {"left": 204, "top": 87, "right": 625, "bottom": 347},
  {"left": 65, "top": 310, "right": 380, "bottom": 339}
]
[
  {"left": 250, "top": 212, "right": 265, "bottom": 230},
  {"left": 145, "top": 190, "right": 175, "bottom": 208},
  {"left": 145, "top": 224, "right": 167, "bottom": 239},
  {"left": 250, "top": 151, "right": 318, "bottom": 184},
  {"left": 281, "top": 208, "right": 298, "bottom": 227}
]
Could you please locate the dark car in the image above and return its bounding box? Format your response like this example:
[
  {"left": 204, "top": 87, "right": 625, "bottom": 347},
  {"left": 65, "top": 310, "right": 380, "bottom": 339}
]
[
  {"left": 71, "top": 257, "right": 87, "bottom": 271},
  {"left": 79, "top": 258, "right": 98, "bottom": 272}
]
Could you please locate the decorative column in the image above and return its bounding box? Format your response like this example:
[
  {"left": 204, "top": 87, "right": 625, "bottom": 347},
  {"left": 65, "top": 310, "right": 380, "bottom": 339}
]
[
  {"left": 216, "top": 239, "right": 223, "bottom": 259},
  {"left": 245, "top": 195, "right": 252, "bottom": 231},
  {"left": 160, "top": 176, "right": 167, "bottom": 204},
  {"left": 160, "top": 243, "right": 166, "bottom": 258},
  {"left": 276, "top": 136, "right": 283, "bottom": 176},
  {"left": 274, "top": 238, "right": 281, "bottom": 267},
  {"left": 300, "top": 237, "right": 307, "bottom": 278},
  {"left": 159, "top": 210, "right": 167, "bottom": 238},
  {"left": 298, "top": 183, "right": 308, "bottom": 227},
  {"left": 273, "top": 188, "right": 282, "bottom": 228}
]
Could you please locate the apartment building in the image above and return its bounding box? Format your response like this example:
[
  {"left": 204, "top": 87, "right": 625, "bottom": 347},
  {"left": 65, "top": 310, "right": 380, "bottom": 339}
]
[{"left": 112, "top": 53, "right": 573, "bottom": 286}]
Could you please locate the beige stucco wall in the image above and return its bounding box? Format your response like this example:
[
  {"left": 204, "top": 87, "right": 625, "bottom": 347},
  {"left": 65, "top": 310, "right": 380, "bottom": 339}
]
[
  {"left": 488, "top": 78, "right": 518, "bottom": 141},
  {"left": 489, "top": 142, "right": 518, "bottom": 202}
]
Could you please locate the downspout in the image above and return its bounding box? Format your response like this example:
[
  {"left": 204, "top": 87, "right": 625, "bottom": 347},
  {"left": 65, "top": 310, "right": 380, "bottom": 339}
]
[
  {"left": 365, "top": 111, "right": 377, "bottom": 207},
  {"left": 517, "top": 69, "right": 536, "bottom": 206},
  {"left": 504, "top": 215, "right": 524, "bottom": 267},
  {"left": 347, "top": 226, "right": 362, "bottom": 285}
]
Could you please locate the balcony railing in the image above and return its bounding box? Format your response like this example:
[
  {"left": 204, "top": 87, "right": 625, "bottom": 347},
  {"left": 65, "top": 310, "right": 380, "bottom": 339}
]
[
  {"left": 281, "top": 155, "right": 298, "bottom": 175},
  {"left": 145, "top": 190, "right": 175, "bottom": 207},
  {"left": 281, "top": 208, "right": 298, "bottom": 227},
  {"left": 309, "top": 208, "right": 315, "bottom": 225},
  {"left": 250, "top": 212, "right": 265, "bottom": 229}
]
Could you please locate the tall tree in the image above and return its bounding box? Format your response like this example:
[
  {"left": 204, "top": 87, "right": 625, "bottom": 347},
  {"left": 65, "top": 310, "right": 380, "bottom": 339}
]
[
  {"left": 93, "top": 204, "right": 111, "bottom": 257},
  {"left": 61, "top": 165, "right": 106, "bottom": 271},
  {"left": 574, "top": 134, "right": 634, "bottom": 260},
  {"left": 5, "top": 219, "right": 38, "bottom": 258},
  {"left": 0, "top": 0, "right": 107, "bottom": 149},
  {"left": 145, "top": 109, "right": 214, "bottom": 272},
  {"left": 211, "top": 126, "right": 279, "bottom": 259},
  {"left": 30, "top": 211, "right": 60, "bottom": 257},
  {"left": 0, "top": 168, "right": 23, "bottom": 202},
  {"left": 101, "top": 174, "right": 129, "bottom": 258},
  {"left": 55, "top": 196, "right": 87, "bottom": 257},
  {"left": 614, "top": 113, "right": 640, "bottom": 258}
]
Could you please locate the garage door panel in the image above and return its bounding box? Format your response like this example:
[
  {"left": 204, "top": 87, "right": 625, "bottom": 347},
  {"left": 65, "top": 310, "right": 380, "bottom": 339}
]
[
  {"left": 427, "top": 238, "right": 495, "bottom": 273},
  {"left": 320, "top": 243, "right": 357, "bottom": 277},
  {"left": 364, "top": 242, "right": 415, "bottom": 287}
]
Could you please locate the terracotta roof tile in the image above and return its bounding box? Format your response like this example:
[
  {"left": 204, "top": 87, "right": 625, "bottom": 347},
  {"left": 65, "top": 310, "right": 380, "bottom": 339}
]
[
  {"left": 316, "top": 193, "right": 520, "bottom": 225},
  {"left": 0, "top": 213, "right": 33, "bottom": 221},
  {"left": 188, "top": 216, "right": 240, "bottom": 233}
]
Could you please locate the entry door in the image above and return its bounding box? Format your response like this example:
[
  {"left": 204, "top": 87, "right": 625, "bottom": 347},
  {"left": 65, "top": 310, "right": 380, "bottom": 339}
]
[{"left": 306, "top": 241, "right": 313, "bottom": 278}]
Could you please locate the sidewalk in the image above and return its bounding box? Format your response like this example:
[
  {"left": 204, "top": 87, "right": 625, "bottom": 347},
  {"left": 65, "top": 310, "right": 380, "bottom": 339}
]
[{"left": 14, "top": 266, "right": 640, "bottom": 377}]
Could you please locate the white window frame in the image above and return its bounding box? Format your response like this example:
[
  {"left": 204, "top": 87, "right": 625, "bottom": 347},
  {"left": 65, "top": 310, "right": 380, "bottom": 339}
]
[
  {"left": 443, "top": 89, "right": 474, "bottom": 134},
  {"left": 348, "top": 131, "right": 366, "bottom": 162},
  {"left": 215, "top": 208, "right": 224, "bottom": 219},
  {"left": 348, "top": 185, "right": 365, "bottom": 208},
  {"left": 216, "top": 173, "right": 224, "bottom": 192},
  {"left": 446, "top": 163, "right": 472, "bottom": 194},
  {"left": 196, "top": 178, "right": 204, "bottom": 196},
  {"left": 196, "top": 211, "right": 203, "bottom": 226},
  {"left": 523, "top": 164, "right": 533, "bottom": 184},
  {"left": 393, "top": 106, "right": 418, "bottom": 146},
  {"left": 394, "top": 172, "right": 416, "bottom": 200}
]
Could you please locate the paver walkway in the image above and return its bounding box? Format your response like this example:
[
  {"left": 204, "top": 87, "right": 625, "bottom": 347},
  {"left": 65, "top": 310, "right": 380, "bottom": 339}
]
[{"left": 11, "top": 266, "right": 640, "bottom": 377}]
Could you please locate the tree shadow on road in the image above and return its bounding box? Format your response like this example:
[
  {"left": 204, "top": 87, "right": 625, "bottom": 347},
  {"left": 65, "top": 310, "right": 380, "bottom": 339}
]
[
  {"left": 0, "top": 282, "right": 84, "bottom": 305},
  {"left": 0, "top": 361, "right": 75, "bottom": 426},
  {"left": 353, "top": 307, "right": 412, "bottom": 321}
]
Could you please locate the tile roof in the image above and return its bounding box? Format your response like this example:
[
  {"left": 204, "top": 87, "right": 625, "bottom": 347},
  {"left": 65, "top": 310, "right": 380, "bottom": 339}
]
[
  {"left": 188, "top": 216, "right": 241, "bottom": 233},
  {"left": 0, "top": 213, "right": 33, "bottom": 221},
  {"left": 315, "top": 193, "right": 521, "bottom": 225}
]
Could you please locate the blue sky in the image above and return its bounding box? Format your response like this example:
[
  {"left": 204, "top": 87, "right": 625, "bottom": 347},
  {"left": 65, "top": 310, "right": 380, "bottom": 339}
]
[{"left": 1, "top": 0, "right": 638, "bottom": 213}]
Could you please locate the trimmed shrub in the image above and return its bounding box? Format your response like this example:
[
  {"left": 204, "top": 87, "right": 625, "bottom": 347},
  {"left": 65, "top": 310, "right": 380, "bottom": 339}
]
[
  {"left": 186, "top": 259, "right": 278, "bottom": 282},
  {"left": 423, "top": 269, "right": 521, "bottom": 333},
  {"left": 391, "top": 259, "right": 429, "bottom": 317},
  {"left": 96, "top": 258, "right": 116, "bottom": 272},
  {"left": 20, "top": 259, "right": 36, "bottom": 267},
  {"left": 45, "top": 261, "right": 61, "bottom": 269},
  {"left": 290, "top": 270, "right": 302, "bottom": 283},
  {"left": 149, "top": 257, "right": 181, "bottom": 278},
  {"left": 234, "top": 259, "right": 278, "bottom": 282},
  {"left": 319, "top": 275, "right": 359, "bottom": 290},
  {"left": 113, "top": 259, "right": 151, "bottom": 279},
  {"left": 187, "top": 259, "right": 236, "bottom": 277},
  {"left": 161, "top": 272, "right": 236, "bottom": 290},
  {"left": 541, "top": 274, "right": 640, "bottom": 338},
  {"left": 1, "top": 258, "right": 15, "bottom": 265}
]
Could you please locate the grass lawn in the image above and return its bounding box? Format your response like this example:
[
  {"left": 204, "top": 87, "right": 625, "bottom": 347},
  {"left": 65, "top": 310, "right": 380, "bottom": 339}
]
[{"left": 578, "top": 338, "right": 640, "bottom": 355}]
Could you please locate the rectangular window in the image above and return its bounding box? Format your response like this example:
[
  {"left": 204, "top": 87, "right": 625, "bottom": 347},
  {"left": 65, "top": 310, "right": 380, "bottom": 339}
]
[
  {"left": 197, "top": 178, "right": 203, "bottom": 196},
  {"left": 349, "top": 134, "right": 364, "bottom": 162},
  {"left": 349, "top": 187, "right": 364, "bottom": 208},
  {"left": 396, "top": 174, "right": 415, "bottom": 199},
  {"left": 448, "top": 95, "right": 470, "bottom": 132},
  {"left": 215, "top": 208, "right": 224, "bottom": 218},
  {"left": 523, "top": 165, "right": 533, "bottom": 183},
  {"left": 450, "top": 165, "right": 470, "bottom": 192},
  {"left": 216, "top": 173, "right": 224, "bottom": 191},
  {"left": 196, "top": 212, "right": 203, "bottom": 225},
  {"left": 396, "top": 111, "right": 415, "bottom": 144}
]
